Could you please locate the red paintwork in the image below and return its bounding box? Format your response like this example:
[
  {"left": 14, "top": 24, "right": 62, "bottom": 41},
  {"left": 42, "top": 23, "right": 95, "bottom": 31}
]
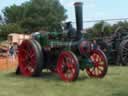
[
  {"left": 57, "top": 51, "right": 78, "bottom": 81},
  {"left": 18, "top": 40, "right": 36, "bottom": 76},
  {"left": 86, "top": 49, "right": 107, "bottom": 78},
  {"left": 79, "top": 40, "right": 90, "bottom": 55}
]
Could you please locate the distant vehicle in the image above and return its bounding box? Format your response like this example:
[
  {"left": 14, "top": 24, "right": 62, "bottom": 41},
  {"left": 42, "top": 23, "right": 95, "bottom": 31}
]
[{"left": 96, "top": 31, "right": 128, "bottom": 65}]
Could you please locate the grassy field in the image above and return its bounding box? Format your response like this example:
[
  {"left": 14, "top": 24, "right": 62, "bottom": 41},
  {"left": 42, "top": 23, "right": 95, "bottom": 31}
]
[{"left": 0, "top": 66, "right": 128, "bottom": 96}]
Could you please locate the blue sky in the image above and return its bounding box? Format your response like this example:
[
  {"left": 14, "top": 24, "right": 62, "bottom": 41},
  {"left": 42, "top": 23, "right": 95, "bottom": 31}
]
[{"left": 0, "top": 0, "right": 128, "bottom": 28}]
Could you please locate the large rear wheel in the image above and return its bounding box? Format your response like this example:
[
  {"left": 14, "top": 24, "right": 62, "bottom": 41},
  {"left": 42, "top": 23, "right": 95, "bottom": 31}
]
[
  {"left": 18, "top": 40, "right": 43, "bottom": 77},
  {"left": 57, "top": 51, "right": 79, "bottom": 81},
  {"left": 86, "top": 49, "right": 108, "bottom": 78},
  {"left": 120, "top": 40, "right": 128, "bottom": 65}
]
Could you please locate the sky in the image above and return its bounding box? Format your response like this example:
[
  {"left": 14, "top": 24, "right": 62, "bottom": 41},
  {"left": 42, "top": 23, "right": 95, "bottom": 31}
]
[{"left": 0, "top": 0, "right": 128, "bottom": 28}]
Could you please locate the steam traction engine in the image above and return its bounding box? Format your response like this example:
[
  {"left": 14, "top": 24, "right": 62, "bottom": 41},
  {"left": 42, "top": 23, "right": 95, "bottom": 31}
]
[
  {"left": 17, "top": 2, "right": 108, "bottom": 81},
  {"left": 97, "top": 31, "right": 128, "bottom": 65}
]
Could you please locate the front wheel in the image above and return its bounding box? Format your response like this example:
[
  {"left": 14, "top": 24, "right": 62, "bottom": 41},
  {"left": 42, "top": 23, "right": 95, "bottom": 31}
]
[
  {"left": 86, "top": 49, "right": 108, "bottom": 78},
  {"left": 57, "top": 51, "right": 79, "bottom": 82}
]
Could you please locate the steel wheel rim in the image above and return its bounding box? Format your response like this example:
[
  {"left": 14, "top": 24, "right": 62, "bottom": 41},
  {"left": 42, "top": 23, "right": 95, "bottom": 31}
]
[
  {"left": 18, "top": 40, "right": 36, "bottom": 76},
  {"left": 57, "top": 51, "right": 78, "bottom": 81},
  {"left": 121, "top": 41, "right": 128, "bottom": 64},
  {"left": 86, "top": 50, "right": 107, "bottom": 78}
]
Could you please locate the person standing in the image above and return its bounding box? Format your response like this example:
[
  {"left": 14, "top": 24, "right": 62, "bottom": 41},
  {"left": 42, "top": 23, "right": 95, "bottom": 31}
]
[
  {"left": 9, "top": 44, "right": 14, "bottom": 64},
  {"left": 91, "top": 40, "right": 98, "bottom": 49}
]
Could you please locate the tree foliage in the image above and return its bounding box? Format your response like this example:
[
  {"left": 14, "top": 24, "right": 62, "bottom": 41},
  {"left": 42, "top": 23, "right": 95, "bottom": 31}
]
[
  {"left": 0, "top": 15, "right": 3, "bottom": 24},
  {"left": 112, "top": 21, "right": 128, "bottom": 32},
  {"left": 86, "top": 21, "right": 128, "bottom": 38},
  {"left": 2, "top": 0, "right": 66, "bottom": 33},
  {"left": 0, "top": 15, "right": 2, "bottom": 21},
  {"left": 86, "top": 21, "right": 113, "bottom": 38},
  {"left": 0, "top": 23, "right": 24, "bottom": 38}
]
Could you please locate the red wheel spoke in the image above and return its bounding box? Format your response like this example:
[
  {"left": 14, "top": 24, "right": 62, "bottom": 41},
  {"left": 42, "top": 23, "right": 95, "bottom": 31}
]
[
  {"left": 63, "top": 56, "right": 75, "bottom": 69},
  {"left": 29, "top": 49, "right": 35, "bottom": 56},
  {"left": 92, "top": 54, "right": 96, "bottom": 60},
  {"left": 98, "top": 64, "right": 105, "bottom": 67},
  {"left": 67, "top": 64, "right": 74, "bottom": 68},
  {"left": 63, "top": 57, "right": 68, "bottom": 65},
  {"left": 93, "top": 68, "right": 97, "bottom": 75},
  {"left": 64, "top": 69, "right": 73, "bottom": 79},
  {"left": 96, "top": 55, "right": 102, "bottom": 62},
  {"left": 97, "top": 67, "right": 103, "bottom": 72}
]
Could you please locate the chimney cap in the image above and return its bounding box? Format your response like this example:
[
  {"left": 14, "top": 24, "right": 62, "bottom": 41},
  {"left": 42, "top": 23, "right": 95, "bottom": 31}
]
[{"left": 74, "top": 2, "right": 83, "bottom": 6}]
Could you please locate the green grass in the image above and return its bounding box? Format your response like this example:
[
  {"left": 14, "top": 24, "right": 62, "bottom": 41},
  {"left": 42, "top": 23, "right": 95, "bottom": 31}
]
[{"left": 0, "top": 66, "right": 128, "bottom": 96}]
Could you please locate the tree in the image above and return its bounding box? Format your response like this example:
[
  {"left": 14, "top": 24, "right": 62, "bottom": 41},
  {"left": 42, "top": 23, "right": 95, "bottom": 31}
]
[
  {"left": 0, "top": 15, "right": 3, "bottom": 24},
  {"left": 86, "top": 21, "right": 113, "bottom": 38},
  {"left": 3, "top": 4, "right": 24, "bottom": 24},
  {"left": 2, "top": 0, "right": 67, "bottom": 33},
  {"left": 112, "top": 21, "right": 128, "bottom": 32},
  {"left": 0, "top": 23, "right": 24, "bottom": 38},
  {"left": 0, "top": 15, "right": 2, "bottom": 21}
]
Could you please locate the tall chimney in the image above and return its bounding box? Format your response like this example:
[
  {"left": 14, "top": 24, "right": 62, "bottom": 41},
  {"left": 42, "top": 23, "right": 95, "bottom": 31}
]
[{"left": 74, "top": 2, "right": 83, "bottom": 39}]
